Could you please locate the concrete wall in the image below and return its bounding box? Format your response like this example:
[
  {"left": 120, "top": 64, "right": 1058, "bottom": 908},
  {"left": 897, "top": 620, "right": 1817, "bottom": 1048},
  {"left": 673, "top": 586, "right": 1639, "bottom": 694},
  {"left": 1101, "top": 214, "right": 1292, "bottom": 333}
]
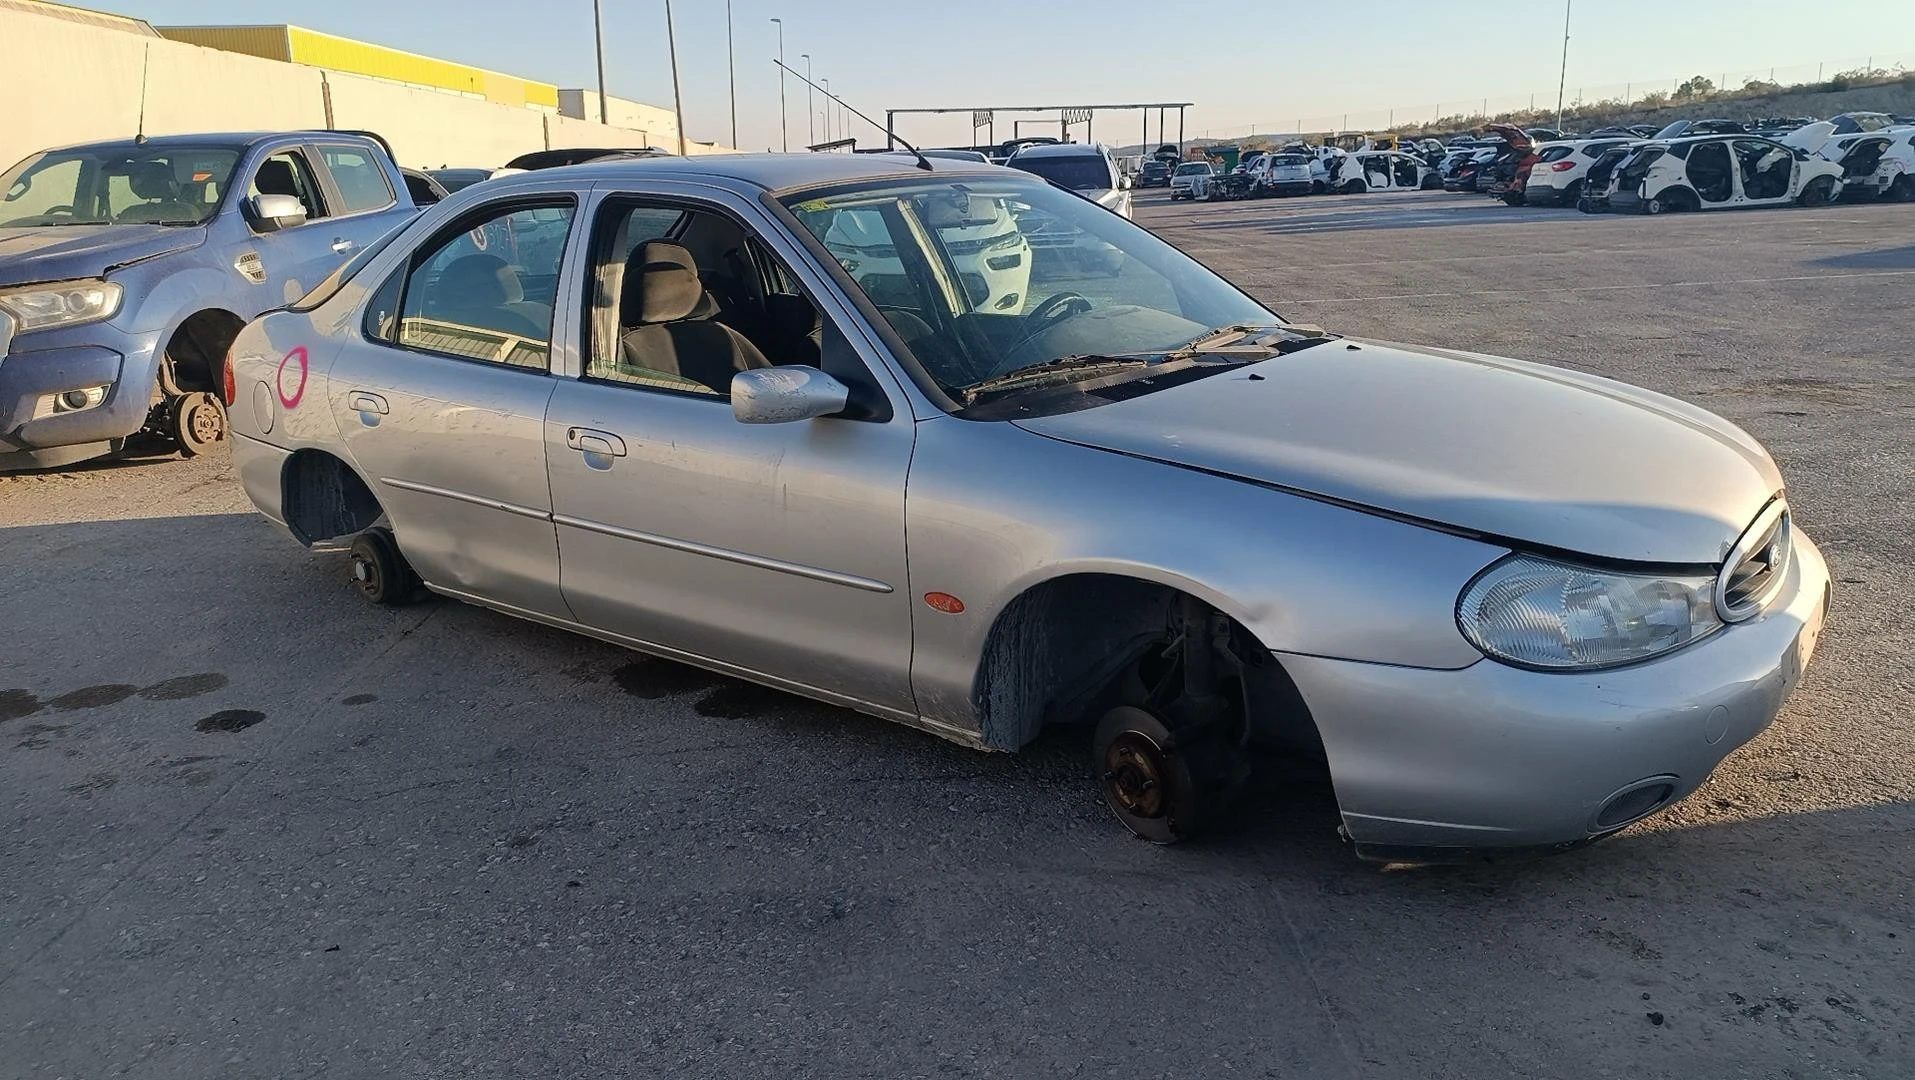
[
  {"left": 0, "top": 4, "right": 726, "bottom": 173},
  {"left": 557, "top": 89, "right": 680, "bottom": 147}
]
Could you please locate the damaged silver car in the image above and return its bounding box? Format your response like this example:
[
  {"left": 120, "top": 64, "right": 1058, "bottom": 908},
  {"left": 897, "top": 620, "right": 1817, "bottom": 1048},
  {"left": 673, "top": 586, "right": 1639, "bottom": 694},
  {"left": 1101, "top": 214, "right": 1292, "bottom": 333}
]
[{"left": 224, "top": 153, "right": 1829, "bottom": 861}]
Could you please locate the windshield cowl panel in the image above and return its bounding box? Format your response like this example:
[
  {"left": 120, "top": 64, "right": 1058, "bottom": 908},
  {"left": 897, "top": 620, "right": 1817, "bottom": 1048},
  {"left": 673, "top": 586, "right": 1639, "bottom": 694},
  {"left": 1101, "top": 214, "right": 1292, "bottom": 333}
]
[{"left": 782, "top": 175, "right": 1281, "bottom": 420}]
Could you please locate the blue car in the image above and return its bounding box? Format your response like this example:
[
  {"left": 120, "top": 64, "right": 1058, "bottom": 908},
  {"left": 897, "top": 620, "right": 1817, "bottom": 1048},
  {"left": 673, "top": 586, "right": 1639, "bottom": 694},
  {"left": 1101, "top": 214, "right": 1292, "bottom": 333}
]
[{"left": 0, "top": 131, "right": 418, "bottom": 470}]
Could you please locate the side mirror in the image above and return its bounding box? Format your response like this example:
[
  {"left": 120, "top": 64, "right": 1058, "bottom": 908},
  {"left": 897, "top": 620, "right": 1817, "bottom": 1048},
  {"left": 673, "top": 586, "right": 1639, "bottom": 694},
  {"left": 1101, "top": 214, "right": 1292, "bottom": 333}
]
[
  {"left": 731, "top": 366, "right": 850, "bottom": 424},
  {"left": 248, "top": 193, "right": 307, "bottom": 232},
  {"left": 1118, "top": 175, "right": 1133, "bottom": 190}
]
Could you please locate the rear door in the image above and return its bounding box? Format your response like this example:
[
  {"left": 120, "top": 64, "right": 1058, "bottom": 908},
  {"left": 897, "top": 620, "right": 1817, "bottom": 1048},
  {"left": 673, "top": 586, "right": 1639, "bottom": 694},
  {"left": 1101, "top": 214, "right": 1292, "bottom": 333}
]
[
  {"left": 313, "top": 142, "right": 416, "bottom": 260},
  {"left": 325, "top": 191, "right": 581, "bottom": 619}
]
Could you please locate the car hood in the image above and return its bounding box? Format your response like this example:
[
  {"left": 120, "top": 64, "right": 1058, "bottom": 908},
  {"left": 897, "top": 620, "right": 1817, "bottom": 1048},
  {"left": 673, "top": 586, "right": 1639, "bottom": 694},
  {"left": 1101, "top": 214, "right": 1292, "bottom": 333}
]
[
  {"left": 1781, "top": 121, "right": 1836, "bottom": 156},
  {"left": 0, "top": 224, "right": 208, "bottom": 288},
  {"left": 1012, "top": 339, "right": 1783, "bottom": 564}
]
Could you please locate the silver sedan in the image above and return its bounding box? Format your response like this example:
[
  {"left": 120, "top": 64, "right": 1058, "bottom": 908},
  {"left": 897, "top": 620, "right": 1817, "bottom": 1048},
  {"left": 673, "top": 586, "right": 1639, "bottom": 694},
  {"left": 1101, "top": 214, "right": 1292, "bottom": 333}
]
[{"left": 225, "top": 153, "right": 1828, "bottom": 861}]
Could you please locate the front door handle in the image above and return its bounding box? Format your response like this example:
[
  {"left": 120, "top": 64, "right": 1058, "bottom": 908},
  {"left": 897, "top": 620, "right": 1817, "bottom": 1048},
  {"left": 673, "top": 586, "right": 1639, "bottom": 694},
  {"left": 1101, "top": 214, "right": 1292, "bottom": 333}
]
[
  {"left": 347, "top": 391, "right": 388, "bottom": 415},
  {"left": 331, "top": 237, "right": 356, "bottom": 255},
  {"left": 566, "top": 427, "right": 627, "bottom": 458}
]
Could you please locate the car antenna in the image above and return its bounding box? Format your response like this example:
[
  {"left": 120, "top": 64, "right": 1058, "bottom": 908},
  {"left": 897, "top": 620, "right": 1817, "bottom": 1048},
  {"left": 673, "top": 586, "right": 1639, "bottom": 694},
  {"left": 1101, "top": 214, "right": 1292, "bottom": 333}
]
[{"left": 772, "top": 59, "right": 933, "bottom": 171}]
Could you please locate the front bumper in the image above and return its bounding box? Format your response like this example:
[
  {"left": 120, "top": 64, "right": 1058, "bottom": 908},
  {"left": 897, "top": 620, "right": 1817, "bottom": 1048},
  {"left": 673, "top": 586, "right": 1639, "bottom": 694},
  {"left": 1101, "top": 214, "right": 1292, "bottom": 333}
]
[
  {"left": 1281, "top": 532, "right": 1830, "bottom": 860},
  {"left": 0, "top": 324, "right": 163, "bottom": 469}
]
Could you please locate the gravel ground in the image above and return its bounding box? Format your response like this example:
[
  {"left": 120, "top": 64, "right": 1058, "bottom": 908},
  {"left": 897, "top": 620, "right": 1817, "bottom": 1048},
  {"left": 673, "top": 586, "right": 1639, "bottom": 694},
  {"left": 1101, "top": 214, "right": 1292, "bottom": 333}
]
[{"left": 2, "top": 189, "right": 1911, "bottom": 1079}]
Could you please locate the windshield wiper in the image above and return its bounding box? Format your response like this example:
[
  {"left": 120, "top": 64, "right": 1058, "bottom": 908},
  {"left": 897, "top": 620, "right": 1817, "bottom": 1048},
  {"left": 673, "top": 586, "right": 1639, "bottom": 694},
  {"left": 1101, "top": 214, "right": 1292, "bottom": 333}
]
[
  {"left": 962, "top": 353, "right": 1165, "bottom": 402},
  {"left": 1163, "top": 323, "right": 1334, "bottom": 360}
]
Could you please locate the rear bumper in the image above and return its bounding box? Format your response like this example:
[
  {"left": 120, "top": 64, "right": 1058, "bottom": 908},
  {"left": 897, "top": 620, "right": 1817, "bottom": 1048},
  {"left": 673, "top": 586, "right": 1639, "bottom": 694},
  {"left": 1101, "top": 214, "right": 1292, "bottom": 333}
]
[
  {"left": 1281, "top": 532, "right": 1830, "bottom": 860},
  {"left": 0, "top": 326, "right": 163, "bottom": 469},
  {"left": 1520, "top": 184, "right": 1566, "bottom": 205},
  {"left": 1261, "top": 180, "right": 1313, "bottom": 195}
]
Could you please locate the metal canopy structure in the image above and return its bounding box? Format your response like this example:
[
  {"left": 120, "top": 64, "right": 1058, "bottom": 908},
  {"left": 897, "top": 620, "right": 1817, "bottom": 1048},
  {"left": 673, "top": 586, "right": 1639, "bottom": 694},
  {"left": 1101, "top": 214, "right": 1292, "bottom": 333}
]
[{"left": 884, "top": 102, "right": 1195, "bottom": 155}]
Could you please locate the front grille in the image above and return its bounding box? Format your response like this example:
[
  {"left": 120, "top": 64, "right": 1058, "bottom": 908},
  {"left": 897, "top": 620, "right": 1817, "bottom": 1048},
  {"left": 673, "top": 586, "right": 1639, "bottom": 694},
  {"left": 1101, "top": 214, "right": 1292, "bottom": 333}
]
[{"left": 1717, "top": 504, "right": 1792, "bottom": 622}]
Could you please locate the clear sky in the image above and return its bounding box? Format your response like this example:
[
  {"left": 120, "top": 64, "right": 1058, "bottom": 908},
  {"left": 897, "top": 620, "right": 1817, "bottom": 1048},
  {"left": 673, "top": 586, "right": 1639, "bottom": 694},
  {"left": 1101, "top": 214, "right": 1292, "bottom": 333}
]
[{"left": 100, "top": 0, "right": 1915, "bottom": 150}]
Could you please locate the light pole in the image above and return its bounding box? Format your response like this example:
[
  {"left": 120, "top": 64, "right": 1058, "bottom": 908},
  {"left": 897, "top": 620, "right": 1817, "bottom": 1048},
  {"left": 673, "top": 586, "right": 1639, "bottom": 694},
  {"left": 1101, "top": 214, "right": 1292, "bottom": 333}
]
[
  {"left": 821, "top": 78, "right": 831, "bottom": 143},
  {"left": 591, "top": 0, "right": 608, "bottom": 124},
  {"left": 801, "top": 54, "right": 813, "bottom": 148},
  {"left": 770, "top": 17, "right": 787, "bottom": 152},
  {"left": 664, "top": 0, "right": 687, "bottom": 156},
  {"left": 724, "top": 0, "right": 737, "bottom": 147},
  {"left": 1554, "top": 0, "right": 1572, "bottom": 130}
]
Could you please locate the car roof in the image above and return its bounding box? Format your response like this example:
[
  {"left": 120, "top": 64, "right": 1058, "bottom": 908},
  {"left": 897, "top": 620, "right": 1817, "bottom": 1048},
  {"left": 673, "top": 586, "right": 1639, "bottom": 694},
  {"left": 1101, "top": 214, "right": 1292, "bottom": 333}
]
[
  {"left": 472, "top": 151, "right": 1005, "bottom": 196},
  {"left": 38, "top": 131, "right": 375, "bottom": 155}
]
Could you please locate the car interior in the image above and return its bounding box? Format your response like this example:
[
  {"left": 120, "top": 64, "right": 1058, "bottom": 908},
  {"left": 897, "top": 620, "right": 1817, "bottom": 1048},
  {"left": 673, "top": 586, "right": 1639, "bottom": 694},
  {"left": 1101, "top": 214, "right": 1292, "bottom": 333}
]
[
  {"left": 114, "top": 160, "right": 200, "bottom": 224},
  {"left": 1685, "top": 140, "right": 1735, "bottom": 202},
  {"left": 1836, "top": 136, "right": 1890, "bottom": 180},
  {"left": 1392, "top": 155, "right": 1420, "bottom": 187},
  {"left": 250, "top": 153, "right": 326, "bottom": 220},
  {"left": 1735, "top": 140, "right": 1794, "bottom": 200},
  {"left": 588, "top": 204, "right": 828, "bottom": 396}
]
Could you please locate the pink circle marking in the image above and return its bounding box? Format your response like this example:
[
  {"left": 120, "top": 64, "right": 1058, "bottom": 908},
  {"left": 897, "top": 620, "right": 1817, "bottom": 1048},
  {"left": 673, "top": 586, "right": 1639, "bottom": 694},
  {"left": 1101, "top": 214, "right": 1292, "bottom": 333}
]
[{"left": 275, "top": 346, "right": 309, "bottom": 408}]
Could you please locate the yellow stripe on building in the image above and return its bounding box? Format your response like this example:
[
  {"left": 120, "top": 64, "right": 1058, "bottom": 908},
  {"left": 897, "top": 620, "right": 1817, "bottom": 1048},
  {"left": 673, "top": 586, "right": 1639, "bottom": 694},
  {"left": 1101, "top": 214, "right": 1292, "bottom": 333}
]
[{"left": 155, "top": 23, "right": 560, "bottom": 109}]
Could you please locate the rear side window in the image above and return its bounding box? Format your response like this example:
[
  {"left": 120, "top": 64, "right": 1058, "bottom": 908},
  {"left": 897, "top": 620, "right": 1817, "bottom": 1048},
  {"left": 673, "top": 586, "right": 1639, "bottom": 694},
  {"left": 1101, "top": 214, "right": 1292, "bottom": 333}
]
[
  {"left": 1538, "top": 146, "right": 1574, "bottom": 162},
  {"left": 381, "top": 200, "right": 577, "bottom": 370},
  {"left": 320, "top": 146, "right": 395, "bottom": 214}
]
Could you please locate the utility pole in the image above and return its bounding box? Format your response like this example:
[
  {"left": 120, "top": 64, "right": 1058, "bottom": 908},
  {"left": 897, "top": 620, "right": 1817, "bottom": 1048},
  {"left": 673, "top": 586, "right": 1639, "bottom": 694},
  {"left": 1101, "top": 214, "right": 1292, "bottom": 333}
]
[
  {"left": 664, "top": 0, "right": 687, "bottom": 155},
  {"left": 801, "top": 54, "right": 813, "bottom": 148},
  {"left": 1555, "top": 0, "right": 1572, "bottom": 130},
  {"left": 591, "top": 0, "right": 608, "bottom": 124},
  {"left": 770, "top": 17, "right": 787, "bottom": 151},
  {"left": 724, "top": 0, "right": 737, "bottom": 147}
]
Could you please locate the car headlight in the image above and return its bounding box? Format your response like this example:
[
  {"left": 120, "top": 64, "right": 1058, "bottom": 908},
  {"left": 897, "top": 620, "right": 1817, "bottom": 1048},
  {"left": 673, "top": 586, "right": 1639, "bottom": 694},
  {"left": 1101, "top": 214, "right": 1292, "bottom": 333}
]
[
  {"left": 0, "top": 280, "right": 123, "bottom": 333},
  {"left": 1457, "top": 554, "right": 1722, "bottom": 670}
]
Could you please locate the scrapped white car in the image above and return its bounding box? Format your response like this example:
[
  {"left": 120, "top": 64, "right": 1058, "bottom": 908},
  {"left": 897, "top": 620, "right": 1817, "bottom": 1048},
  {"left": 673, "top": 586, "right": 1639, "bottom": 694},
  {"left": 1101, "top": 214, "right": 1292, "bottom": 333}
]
[
  {"left": 1785, "top": 121, "right": 1915, "bottom": 202},
  {"left": 1168, "top": 161, "right": 1214, "bottom": 201},
  {"left": 1519, "top": 139, "right": 1637, "bottom": 207},
  {"left": 1328, "top": 151, "right": 1437, "bottom": 193},
  {"left": 1600, "top": 134, "right": 1845, "bottom": 213},
  {"left": 1248, "top": 153, "right": 1313, "bottom": 196}
]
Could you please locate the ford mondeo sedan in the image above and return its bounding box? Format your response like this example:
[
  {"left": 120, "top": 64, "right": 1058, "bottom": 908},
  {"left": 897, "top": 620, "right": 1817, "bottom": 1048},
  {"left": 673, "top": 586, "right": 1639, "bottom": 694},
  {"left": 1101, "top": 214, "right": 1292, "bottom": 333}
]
[{"left": 226, "top": 153, "right": 1828, "bottom": 861}]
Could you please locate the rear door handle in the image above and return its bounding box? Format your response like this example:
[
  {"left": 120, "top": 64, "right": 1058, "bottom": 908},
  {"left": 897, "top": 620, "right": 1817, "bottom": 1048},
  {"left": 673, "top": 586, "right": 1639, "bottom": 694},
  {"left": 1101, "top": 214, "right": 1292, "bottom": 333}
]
[
  {"left": 331, "top": 237, "right": 355, "bottom": 255},
  {"left": 566, "top": 427, "right": 627, "bottom": 457},
  {"left": 347, "top": 391, "right": 388, "bottom": 415}
]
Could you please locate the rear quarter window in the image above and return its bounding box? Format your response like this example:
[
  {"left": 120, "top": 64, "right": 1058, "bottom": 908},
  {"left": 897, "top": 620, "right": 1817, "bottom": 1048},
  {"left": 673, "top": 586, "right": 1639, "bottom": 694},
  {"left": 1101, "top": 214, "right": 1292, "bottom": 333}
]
[{"left": 1538, "top": 147, "right": 1574, "bottom": 162}]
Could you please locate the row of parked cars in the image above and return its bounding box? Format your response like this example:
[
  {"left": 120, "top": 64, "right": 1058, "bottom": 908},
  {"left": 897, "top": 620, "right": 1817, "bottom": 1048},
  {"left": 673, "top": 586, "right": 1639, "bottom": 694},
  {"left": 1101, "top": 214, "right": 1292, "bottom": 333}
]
[{"left": 1451, "top": 113, "right": 1915, "bottom": 212}]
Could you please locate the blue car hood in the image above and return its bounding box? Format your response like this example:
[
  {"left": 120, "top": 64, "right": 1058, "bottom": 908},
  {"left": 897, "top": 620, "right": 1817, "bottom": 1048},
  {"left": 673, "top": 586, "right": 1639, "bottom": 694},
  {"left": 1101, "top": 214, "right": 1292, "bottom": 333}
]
[
  {"left": 1012, "top": 338, "right": 1784, "bottom": 565},
  {"left": 0, "top": 224, "right": 208, "bottom": 288}
]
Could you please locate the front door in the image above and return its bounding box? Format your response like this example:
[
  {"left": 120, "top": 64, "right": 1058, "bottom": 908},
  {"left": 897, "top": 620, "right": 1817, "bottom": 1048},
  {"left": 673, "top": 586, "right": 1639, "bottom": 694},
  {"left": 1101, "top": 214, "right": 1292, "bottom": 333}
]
[
  {"left": 326, "top": 194, "right": 581, "bottom": 619},
  {"left": 1685, "top": 140, "right": 1736, "bottom": 206},
  {"left": 238, "top": 146, "right": 346, "bottom": 306},
  {"left": 1734, "top": 140, "right": 1797, "bottom": 206},
  {"left": 544, "top": 194, "right": 917, "bottom": 712}
]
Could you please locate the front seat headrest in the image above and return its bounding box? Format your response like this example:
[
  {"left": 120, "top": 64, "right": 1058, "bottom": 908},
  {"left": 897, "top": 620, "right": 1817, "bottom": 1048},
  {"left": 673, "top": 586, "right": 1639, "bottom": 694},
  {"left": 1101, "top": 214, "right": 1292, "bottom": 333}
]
[
  {"left": 435, "top": 254, "right": 515, "bottom": 309},
  {"left": 254, "top": 159, "right": 300, "bottom": 197},
  {"left": 623, "top": 241, "right": 705, "bottom": 325},
  {"left": 127, "top": 161, "right": 178, "bottom": 201}
]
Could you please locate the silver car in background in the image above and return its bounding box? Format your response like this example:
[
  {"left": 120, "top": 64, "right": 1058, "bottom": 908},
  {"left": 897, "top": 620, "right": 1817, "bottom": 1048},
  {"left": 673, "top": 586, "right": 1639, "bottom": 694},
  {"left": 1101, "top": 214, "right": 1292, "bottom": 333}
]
[{"left": 226, "top": 154, "right": 1827, "bottom": 861}]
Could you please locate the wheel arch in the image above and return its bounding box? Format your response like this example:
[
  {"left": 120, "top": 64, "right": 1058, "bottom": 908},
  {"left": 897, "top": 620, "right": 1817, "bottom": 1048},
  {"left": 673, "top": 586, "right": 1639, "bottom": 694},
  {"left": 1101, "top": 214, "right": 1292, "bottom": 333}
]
[
  {"left": 967, "top": 569, "right": 1323, "bottom": 758},
  {"left": 280, "top": 447, "right": 383, "bottom": 546},
  {"left": 160, "top": 308, "right": 249, "bottom": 395}
]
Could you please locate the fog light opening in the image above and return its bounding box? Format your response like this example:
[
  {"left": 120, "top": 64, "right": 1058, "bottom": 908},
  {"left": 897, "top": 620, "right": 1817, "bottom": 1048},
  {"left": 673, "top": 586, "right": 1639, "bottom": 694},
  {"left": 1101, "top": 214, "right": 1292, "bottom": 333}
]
[
  {"left": 1594, "top": 776, "right": 1680, "bottom": 831},
  {"left": 52, "top": 386, "right": 108, "bottom": 414}
]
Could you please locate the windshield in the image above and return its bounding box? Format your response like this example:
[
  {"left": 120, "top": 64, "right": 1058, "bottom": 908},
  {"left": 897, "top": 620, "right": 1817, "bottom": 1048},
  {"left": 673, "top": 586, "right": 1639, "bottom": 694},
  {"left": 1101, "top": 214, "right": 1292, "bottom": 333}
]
[
  {"left": 1009, "top": 154, "right": 1116, "bottom": 191},
  {"left": 784, "top": 176, "right": 1281, "bottom": 417},
  {"left": 0, "top": 146, "right": 240, "bottom": 227},
  {"left": 1269, "top": 155, "right": 1309, "bottom": 166}
]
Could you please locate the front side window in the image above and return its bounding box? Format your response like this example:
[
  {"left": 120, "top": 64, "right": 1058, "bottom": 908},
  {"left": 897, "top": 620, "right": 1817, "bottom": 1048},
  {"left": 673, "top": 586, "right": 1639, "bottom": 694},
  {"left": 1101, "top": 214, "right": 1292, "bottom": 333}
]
[
  {"left": 785, "top": 177, "right": 1280, "bottom": 417},
  {"left": 582, "top": 200, "right": 831, "bottom": 399},
  {"left": 0, "top": 146, "right": 238, "bottom": 226},
  {"left": 249, "top": 151, "right": 327, "bottom": 221},
  {"left": 320, "top": 145, "right": 396, "bottom": 214},
  {"left": 391, "top": 201, "right": 575, "bottom": 369}
]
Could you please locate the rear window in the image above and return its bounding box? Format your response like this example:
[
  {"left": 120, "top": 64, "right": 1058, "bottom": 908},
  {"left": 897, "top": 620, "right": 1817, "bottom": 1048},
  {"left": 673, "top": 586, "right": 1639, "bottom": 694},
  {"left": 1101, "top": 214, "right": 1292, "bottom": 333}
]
[
  {"left": 320, "top": 145, "right": 395, "bottom": 213},
  {"left": 1009, "top": 153, "right": 1116, "bottom": 191}
]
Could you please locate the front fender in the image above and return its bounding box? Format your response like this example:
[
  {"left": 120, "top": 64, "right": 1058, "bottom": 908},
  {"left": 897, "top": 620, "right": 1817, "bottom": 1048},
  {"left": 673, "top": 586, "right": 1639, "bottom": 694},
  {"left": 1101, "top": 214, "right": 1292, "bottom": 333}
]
[
  {"left": 903, "top": 416, "right": 1505, "bottom": 734},
  {"left": 118, "top": 260, "right": 268, "bottom": 335}
]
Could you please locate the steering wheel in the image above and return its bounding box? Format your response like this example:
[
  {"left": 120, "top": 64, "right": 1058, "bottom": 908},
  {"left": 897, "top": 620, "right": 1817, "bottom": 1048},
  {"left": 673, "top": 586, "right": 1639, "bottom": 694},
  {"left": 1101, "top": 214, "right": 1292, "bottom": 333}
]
[{"left": 987, "top": 291, "right": 1095, "bottom": 376}]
